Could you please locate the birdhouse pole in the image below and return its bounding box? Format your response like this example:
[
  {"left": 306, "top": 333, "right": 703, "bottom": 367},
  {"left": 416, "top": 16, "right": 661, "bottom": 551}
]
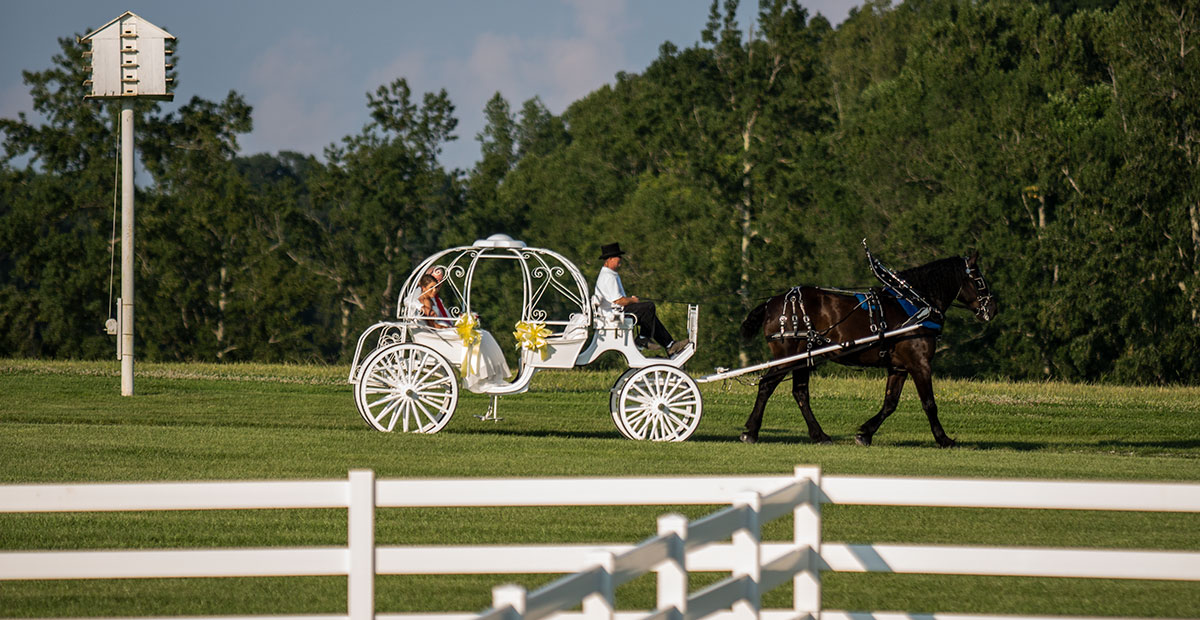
[
  {"left": 80, "top": 12, "right": 175, "bottom": 396},
  {"left": 119, "top": 100, "right": 135, "bottom": 395}
]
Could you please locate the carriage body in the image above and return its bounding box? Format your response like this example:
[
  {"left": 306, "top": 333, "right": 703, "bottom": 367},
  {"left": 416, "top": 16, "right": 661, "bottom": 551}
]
[{"left": 348, "top": 234, "right": 702, "bottom": 440}]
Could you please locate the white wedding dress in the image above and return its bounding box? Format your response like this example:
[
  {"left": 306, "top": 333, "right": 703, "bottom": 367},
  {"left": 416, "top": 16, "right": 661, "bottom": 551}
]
[{"left": 406, "top": 291, "right": 512, "bottom": 393}]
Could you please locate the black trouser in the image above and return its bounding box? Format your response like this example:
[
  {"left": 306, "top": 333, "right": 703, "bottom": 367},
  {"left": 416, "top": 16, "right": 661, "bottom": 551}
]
[{"left": 624, "top": 301, "right": 674, "bottom": 348}]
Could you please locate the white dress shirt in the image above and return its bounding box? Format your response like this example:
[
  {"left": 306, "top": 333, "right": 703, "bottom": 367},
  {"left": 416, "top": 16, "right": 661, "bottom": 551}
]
[{"left": 593, "top": 266, "right": 626, "bottom": 315}]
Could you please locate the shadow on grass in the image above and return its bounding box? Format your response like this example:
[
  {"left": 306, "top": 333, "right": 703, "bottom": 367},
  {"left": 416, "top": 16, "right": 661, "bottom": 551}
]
[
  {"left": 448, "top": 426, "right": 768, "bottom": 444},
  {"left": 1095, "top": 438, "right": 1200, "bottom": 451}
]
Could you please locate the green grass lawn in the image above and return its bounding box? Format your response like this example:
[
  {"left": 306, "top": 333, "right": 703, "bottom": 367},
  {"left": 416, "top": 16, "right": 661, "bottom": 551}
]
[{"left": 1, "top": 359, "right": 1198, "bottom": 617}]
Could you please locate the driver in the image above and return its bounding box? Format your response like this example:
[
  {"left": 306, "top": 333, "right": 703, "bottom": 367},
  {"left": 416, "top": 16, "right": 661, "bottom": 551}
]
[{"left": 594, "top": 242, "right": 689, "bottom": 356}]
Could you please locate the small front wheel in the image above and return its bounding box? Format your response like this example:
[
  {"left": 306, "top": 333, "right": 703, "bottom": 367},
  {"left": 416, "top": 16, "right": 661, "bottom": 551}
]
[
  {"left": 354, "top": 343, "right": 458, "bottom": 433},
  {"left": 612, "top": 365, "right": 702, "bottom": 442}
]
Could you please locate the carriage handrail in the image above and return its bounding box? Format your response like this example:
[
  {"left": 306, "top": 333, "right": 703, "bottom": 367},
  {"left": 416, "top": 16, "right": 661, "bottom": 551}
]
[{"left": 697, "top": 323, "right": 925, "bottom": 384}]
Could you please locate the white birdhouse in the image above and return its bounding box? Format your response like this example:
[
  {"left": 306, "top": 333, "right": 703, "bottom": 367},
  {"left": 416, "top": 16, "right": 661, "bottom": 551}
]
[{"left": 79, "top": 11, "right": 175, "bottom": 100}]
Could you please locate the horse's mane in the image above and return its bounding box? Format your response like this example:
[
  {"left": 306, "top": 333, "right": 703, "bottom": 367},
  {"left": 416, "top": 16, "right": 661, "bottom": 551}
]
[{"left": 897, "top": 257, "right": 965, "bottom": 308}]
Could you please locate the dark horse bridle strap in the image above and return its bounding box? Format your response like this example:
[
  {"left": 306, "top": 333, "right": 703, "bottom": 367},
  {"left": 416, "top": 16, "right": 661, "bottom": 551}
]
[{"left": 956, "top": 259, "right": 994, "bottom": 321}]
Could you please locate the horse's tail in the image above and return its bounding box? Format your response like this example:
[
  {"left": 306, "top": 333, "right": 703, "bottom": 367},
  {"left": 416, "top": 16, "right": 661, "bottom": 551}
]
[{"left": 740, "top": 301, "right": 769, "bottom": 340}]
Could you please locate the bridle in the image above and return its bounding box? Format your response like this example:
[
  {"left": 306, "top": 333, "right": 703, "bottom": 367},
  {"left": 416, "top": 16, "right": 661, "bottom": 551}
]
[{"left": 960, "top": 257, "right": 994, "bottom": 321}]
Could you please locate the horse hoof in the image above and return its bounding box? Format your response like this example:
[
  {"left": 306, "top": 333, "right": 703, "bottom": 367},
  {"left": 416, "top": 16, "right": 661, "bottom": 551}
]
[
  {"left": 739, "top": 432, "right": 758, "bottom": 444},
  {"left": 814, "top": 435, "right": 833, "bottom": 445},
  {"left": 854, "top": 433, "right": 872, "bottom": 447},
  {"left": 937, "top": 438, "right": 957, "bottom": 449}
]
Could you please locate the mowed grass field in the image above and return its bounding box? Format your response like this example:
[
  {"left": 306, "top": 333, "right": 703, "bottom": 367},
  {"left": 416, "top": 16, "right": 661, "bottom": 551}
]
[{"left": 1, "top": 359, "right": 1198, "bottom": 617}]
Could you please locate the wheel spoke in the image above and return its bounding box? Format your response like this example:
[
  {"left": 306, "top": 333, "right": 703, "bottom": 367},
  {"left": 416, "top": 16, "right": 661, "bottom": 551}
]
[
  {"left": 374, "top": 399, "right": 401, "bottom": 431},
  {"left": 625, "top": 408, "right": 654, "bottom": 438},
  {"left": 660, "top": 411, "right": 689, "bottom": 437},
  {"left": 412, "top": 357, "right": 442, "bottom": 386},
  {"left": 366, "top": 389, "right": 407, "bottom": 408},
  {"left": 415, "top": 375, "right": 453, "bottom": 393},
  {"left": 650, "top": 416, "right": 667, "bottom": 441},
  {"left": 363, "top": 372, "right": 395, "bottom": 391},
  {"left": 630, "top": 381, "right": 658, "bottom": 402},
  {"left": 415, "top": 388, "right": 448, "bottom": 402},
  {"left": 399, "top": 399, "right": 415, "bottom": 433},
  {"left": 396, "top": 350, "right": 424, "bottom": 377},
  {"left": 411, "top": 398, "right": 441, "bottom": 430},
  {"left": 624, "top": 406, "right": 652, "bottom": 428},
  {"left": 623, "top": 392, "right": 656, "bottom": 406},
  {"left": 660, "top": 375, "right": 688, "bottom": 401}
]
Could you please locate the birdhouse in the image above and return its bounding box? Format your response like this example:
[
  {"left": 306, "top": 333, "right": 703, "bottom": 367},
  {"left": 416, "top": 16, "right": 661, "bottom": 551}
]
[{"left": 79, "top": 11, "right": 175, "bottom": 100}]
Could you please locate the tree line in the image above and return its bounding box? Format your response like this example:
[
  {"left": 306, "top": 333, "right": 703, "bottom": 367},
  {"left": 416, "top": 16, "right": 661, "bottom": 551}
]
[{"left": 2, "top": 0, "right": 1197, "bottom": 384}]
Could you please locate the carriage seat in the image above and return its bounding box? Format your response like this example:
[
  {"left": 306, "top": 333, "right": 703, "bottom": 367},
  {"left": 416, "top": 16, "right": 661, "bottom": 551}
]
[
  {"left": 518, "top": 313, "right": 589, "bottom": 369},
  {"left": 591, "top": 298, "right": 637, "bottom": 333},
  {"left": 548, "top": 313, "right": 589, "bottom": 341},
  {"left": 409, "top": 323, "right": 466, "bottom": 365}
]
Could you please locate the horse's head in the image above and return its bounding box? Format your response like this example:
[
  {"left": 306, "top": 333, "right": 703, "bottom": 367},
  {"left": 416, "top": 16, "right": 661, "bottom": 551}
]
[{"left": 959, "top": 252, "right": 997, "bottom": 321}]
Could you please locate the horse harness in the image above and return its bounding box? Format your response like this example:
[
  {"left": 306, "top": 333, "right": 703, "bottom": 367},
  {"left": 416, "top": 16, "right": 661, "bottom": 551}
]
[
  {"left": 769, "top": 286, "right": 896, "bottom": 365},
  {"left": 772, "top": 287, "right": 830, "bottom": 361},
  {"left": 769, "top": 244, "right": 947, "bottom": 364},
  {"left": 865, "top": 242, "right": 945, "bottom": 329}
]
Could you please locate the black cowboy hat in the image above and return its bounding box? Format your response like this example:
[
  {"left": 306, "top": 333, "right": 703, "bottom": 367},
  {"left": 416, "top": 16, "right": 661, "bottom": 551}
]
[{"left": 599, "top": 242, "right": 626, "bottom": 260}]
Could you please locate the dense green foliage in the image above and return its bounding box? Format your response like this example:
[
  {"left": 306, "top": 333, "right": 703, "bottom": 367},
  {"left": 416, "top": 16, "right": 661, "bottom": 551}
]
[
  {"left": 1, "top": 360, "right": 1198, "bottom": 615},
  {"left": 2, "top": 0, "right": 1197, "bottom": 383}
]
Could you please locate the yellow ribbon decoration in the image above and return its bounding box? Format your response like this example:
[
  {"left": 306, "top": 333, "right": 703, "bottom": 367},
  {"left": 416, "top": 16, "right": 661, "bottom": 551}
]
[
  {"left": 514, "top": 320, "right": 552, "bottom": 361},
  {"left": 455, "top": 314, "right": 482, "bottom": 376}
]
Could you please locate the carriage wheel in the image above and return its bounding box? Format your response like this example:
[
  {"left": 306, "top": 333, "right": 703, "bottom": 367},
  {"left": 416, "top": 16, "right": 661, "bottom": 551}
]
[
  {"left": 609, "top": 369, "right": 638, "bottom": 439},
  {"left": 612, "top": 365, "right": 703, "bottom": 442},
  {"left": 354, "top": 343, "right": 459, "bottom": 433}
]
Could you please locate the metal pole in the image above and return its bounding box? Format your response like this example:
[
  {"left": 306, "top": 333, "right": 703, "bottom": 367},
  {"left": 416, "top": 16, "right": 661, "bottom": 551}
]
[{"left": 120, "top": 101, "right": 134, "bottom": 396}]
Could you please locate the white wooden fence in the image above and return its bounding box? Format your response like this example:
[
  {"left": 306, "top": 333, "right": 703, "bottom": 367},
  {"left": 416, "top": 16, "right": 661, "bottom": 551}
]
[{"left": 2, "top": 467, "right": 1199, "bottom": 620}]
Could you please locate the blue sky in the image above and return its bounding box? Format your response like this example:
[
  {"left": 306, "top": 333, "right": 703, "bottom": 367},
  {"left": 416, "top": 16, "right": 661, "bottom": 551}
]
[{"left": 3, "top": 1, "right": 860, "bottom": 172}]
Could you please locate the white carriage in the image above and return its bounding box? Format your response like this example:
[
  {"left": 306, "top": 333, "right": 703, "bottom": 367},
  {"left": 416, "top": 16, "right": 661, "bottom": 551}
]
[{"left": 348, "top": 234, "right": 702, "bottom": 441}]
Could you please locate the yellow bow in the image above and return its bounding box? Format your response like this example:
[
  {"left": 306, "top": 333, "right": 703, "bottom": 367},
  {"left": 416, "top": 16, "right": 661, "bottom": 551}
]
[
  {"left": 514, "top": 320, "right": 552, "bottom": 361},
  {"left": 455, "top": 314, "right": 482, "bottom": 375}
]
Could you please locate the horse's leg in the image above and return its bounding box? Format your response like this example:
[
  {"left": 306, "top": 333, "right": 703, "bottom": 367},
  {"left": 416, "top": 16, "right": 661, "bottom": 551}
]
[
  {"left": 741, "top": 365, "right": 789, "bottom": 444},
  {"left": 910, "top": 364, "right": 956, "bottom": 448},
  {"left": 791, "top": 367, "right": 832, "bottom": 444},
  {"left": 854, "top": 368, "right": 908, "bottom": 446}
]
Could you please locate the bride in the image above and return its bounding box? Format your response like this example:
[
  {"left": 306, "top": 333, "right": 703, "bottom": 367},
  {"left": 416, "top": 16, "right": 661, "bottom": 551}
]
[{"left": 412, "top": 273, "right": 512, "bottom": 392}]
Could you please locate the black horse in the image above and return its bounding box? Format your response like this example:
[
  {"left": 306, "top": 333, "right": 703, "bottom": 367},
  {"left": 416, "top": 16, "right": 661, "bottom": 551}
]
[{"left": 738, "top": 252, "right": 997, "bottom": 447}]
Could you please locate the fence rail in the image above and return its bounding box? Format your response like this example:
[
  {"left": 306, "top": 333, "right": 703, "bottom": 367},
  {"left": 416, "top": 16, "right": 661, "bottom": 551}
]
[{"left": 2, "top": 468, "right": 1198, "bottom": 620}]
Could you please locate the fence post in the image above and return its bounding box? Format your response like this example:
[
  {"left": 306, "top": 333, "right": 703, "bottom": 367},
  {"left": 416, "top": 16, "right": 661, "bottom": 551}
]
[
  {"left": 656, "top": 513, "right": 689, "bottom": 618},
  {"left": 493, "top": 583, "right": 527, "bottom": 619},
  {"left": 732, "top": 491, "right": 762, "bottom": 620},
  {"left": 793, "top": 465, "right": 822, "bottom": 619},
  {"left": 348, "top": 469, "right": 376, "bottom": 620},
  {"left": 583, "top": 551, "right": 615, "bottom": 620}
]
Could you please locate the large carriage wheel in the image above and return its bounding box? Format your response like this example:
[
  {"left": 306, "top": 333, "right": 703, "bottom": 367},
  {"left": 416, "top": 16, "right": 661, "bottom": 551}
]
[
  {"left": 611, "top": 365, "right": 702, "bottom": 442},
  {"left": 354, "top": 343, "right": 459, "bottom": 433}
]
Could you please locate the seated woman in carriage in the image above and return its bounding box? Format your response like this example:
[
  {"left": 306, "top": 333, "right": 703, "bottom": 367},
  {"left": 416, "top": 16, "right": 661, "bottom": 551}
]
[{"left": 412, "top": 272, "right": 512, "bottom": 392}]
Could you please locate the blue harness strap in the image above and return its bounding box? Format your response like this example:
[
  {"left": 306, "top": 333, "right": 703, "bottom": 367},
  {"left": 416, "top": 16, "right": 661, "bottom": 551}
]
[
  {"left": 882, "top": 287, "right": 942, "bottom": 329},
  {"left": 853, "top": 292, "right": 882, "bottom": 315}
]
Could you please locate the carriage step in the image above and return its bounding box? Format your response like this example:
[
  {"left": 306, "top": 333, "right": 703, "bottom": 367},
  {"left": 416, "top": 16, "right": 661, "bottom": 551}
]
[{"left": 475, "top": 396, "right": 503, "bottom": 422}]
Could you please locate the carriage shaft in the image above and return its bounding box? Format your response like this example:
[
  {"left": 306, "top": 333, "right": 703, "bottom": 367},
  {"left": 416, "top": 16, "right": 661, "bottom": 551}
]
[{"left": 696, "top": 324, "right": 925, "bottom": 384}]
